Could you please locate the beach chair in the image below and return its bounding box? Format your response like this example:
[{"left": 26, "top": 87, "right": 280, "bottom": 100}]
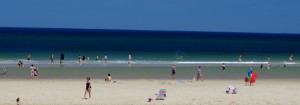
[{"left": 156, "top": 89, "right": 167, "bottom": 100}]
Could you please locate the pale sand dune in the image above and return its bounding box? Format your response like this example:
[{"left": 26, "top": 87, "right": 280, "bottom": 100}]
[{"left": 0, "top": 79, "right": 299, "bottom": 105}]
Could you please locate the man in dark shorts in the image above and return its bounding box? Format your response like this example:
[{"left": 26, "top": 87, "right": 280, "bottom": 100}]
[
  {"left": 60, "top": 53, "right": 64, "bottom": 66},
  {"left": 222, "top": 63, "right": 226, "bottom": 72},
  {"left": 171, "top": 65, "right": 176, "bottom": 79}
]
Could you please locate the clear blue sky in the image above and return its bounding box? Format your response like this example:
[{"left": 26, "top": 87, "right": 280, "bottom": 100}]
[{"left": 1, "top": 0, "right": 300, "bottom": 33}]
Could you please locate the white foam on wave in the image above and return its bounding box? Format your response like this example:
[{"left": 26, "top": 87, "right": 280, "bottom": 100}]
[{"left": 177, "top": 61, "right": 269, "bottom": 64}]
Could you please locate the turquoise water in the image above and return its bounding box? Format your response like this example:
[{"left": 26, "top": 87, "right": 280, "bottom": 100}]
[{"left": 0, "top": 27, "right": 299, "bottom": 64}]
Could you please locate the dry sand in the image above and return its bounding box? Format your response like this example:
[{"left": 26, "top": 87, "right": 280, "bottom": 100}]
[{"left": 1, "top": 79, "right": 300, "bottom": 105}]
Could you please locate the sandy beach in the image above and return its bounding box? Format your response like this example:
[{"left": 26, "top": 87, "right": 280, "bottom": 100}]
[{"left": 0, "top": 78, "right": 299, "bottom": 105}]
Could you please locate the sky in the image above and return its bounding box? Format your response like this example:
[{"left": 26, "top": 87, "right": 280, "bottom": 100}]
[{"left": 0, "top": 0, "right": 300, "bottom": 34}]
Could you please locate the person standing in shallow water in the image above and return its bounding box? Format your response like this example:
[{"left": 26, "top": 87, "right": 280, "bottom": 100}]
[
  {"left": 60, "top": 53, "right": 64, "bottom": 66},
  {"left": 27, "top": 53, "right": 31, "bottom": 60},
  {"left": 0, "top": 66, "right": 7, "bottom": 77},
  {"left": 268, "top": 57, "right": 271, "bottom": 63},
  {"left": 103, "top": 54, "right": 108, "bottom": 66},
  {"left": 29, "top": 64, "right": 36, "bottom": 79},
  {"left": 83, "top": 77, "right": 92, "bottom": 99},
  {"left": 197, "top": 66, "right": 203, "bottom": 81},
  {"left": 221, "top": 63, "right": 226, "bottom": 72},
  {"left": 96, "top": 55, "right": 99, "bottom": 61},
  {"left": 171, "top": 65, "right": 176, "bottom": 79},
  {"left": 238, "top": 55, "right": 242, "bottom": 62},
  {"left": 50, "top": 53, "right": 54, "bottom": 64},
  {"left": 78, "top": 55, "right": 82, "bottom": 64},
  {"left": 128, "top": 54, "right": 132, "bottom": 66},
  {"left": 289, "top": 54, "right": 294, "bottom": 62}
]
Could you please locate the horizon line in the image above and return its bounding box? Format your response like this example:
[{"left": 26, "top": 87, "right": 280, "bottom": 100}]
[{"left": 1, "top": 26, "right": 300, "bottom": 35}]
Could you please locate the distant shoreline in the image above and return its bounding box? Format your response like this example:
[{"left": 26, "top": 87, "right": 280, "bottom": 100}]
[{"left": 0, "top": 61, "right": 298, "bottom": 67}]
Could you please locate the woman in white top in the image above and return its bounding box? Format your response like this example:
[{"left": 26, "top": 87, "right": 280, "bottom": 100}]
[{"left": 197, "top": 66, "right": 203, "bottom": 81}]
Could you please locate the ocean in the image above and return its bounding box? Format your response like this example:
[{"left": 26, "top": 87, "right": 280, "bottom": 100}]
[{"left": 0, "top": 27, "right": 299, "bottom": 65}]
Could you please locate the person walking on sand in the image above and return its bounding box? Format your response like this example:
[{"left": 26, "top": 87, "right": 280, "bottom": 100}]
[
  {"left": 260, "top": 64, "right": 263, "bottom": 70},
  {"left": 289, "top": 54, "right": 294, "bottom": 62},
  {"left": 27, "top": 53, "right": 31, "bottom": 60},
  {"left": 197, "top": 66, "right": 203, "bottom": 81},
  {"left": 83, "top": 77, "right": 92, "bottom": 99},
  {"left": 246, "top": 67, "right": 253, "bottom": 86},
  {"left": 221, "top": 63, "right": 226, "bottom": 72},
  {"left": 60, "top": 53, "right": 64, "bottom": 66},
  {"left": 50, "top": 53, "right": 54, "bottom": 64},
  {"left": 171, "top": 65, "right": 176, "bottom": 79}
]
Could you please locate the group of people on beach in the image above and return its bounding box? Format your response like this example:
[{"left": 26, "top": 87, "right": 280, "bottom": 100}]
[
  {"left": 24, "top": 53, "right": 132, "bottom": 66},
  {"left": 25, "top": 53, "right": 65, "bottom": 66},
  {"left": 77, "top": 54, "right": 132, "bottom": 66}
]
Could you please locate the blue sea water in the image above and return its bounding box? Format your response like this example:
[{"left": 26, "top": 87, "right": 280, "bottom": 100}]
[{"left": 0, "top": 27, "right": 299, "bottom": 65}]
